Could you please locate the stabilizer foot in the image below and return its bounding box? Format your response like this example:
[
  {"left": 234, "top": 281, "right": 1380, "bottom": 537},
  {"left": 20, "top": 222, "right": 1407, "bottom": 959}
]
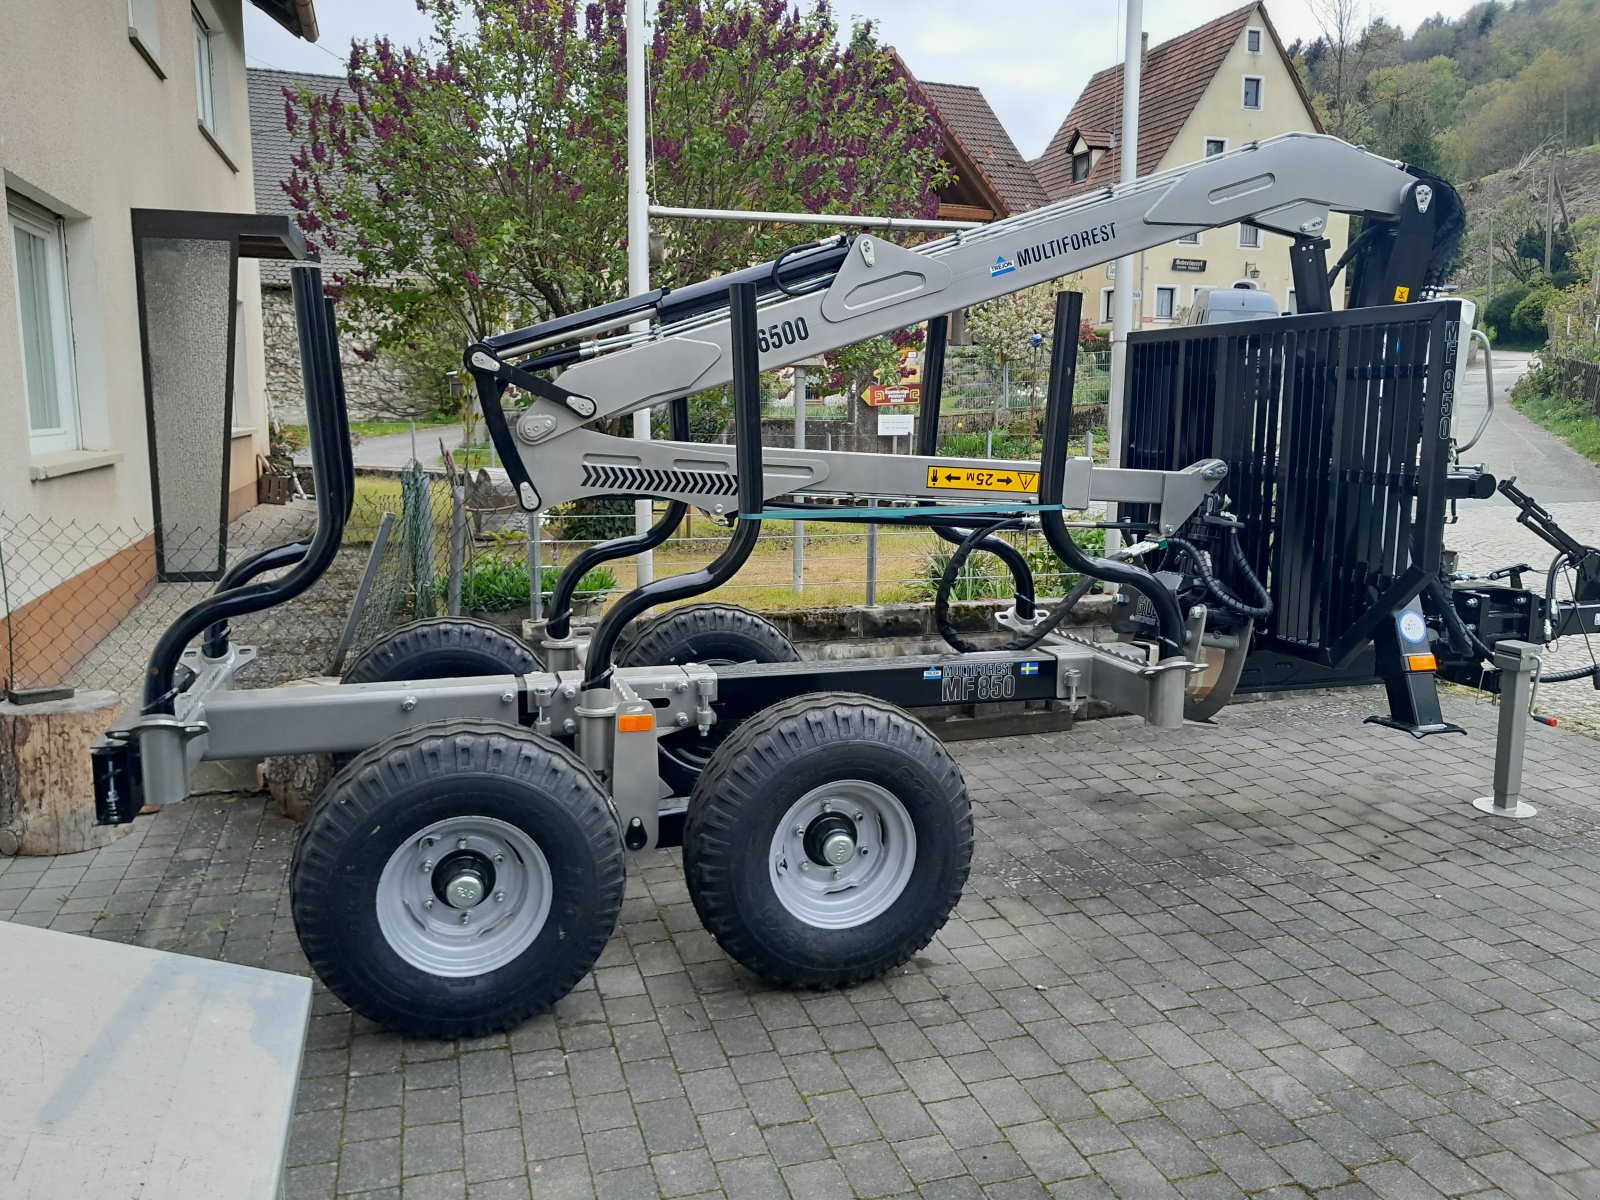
[{"left": 1471, "top": 795, "right": 1537, "bottom": 820}]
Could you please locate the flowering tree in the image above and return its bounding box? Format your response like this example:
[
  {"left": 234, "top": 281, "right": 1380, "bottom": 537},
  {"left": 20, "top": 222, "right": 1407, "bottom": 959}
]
[{"left": 283, "top": 0, "right": 948, "bottom": 398}]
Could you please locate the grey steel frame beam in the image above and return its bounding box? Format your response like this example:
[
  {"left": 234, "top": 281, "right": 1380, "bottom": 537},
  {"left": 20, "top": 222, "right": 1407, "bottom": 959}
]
[{"left": 508, "top": 424, "right": 1227, "bottom": 528}]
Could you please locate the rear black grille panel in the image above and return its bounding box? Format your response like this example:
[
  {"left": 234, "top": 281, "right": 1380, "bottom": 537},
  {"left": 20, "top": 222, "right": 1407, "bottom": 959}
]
[{"left": 1122, "top": 302, "right": 1460, "bottom": 668}]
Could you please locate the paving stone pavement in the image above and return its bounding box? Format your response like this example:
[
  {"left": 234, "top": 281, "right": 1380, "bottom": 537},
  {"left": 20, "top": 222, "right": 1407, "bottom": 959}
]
[{"left": 6, "top": 690, "right": 1600, "bottom": 1198}]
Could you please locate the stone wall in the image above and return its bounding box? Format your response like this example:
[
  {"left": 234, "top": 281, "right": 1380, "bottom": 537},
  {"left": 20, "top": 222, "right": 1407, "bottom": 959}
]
[{"left": 262, "top": 285, "right": 416, "bottom": 425}]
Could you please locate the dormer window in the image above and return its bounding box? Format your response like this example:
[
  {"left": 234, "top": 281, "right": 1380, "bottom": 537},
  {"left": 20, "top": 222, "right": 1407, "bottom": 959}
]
[
  {"left": 1246, "top": 27, "right": 1263, "bottom": 53},
  {"left": 1072, "top": 151, "right": 1091, "bottom": 182}
]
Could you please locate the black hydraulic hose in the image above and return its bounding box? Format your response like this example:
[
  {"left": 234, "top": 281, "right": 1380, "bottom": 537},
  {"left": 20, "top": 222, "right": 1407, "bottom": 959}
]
[
  {"left": 580, "top": 282, "right": 767, "bottom": 691},
  {"left": 545, "top": 397, "right": 692, "bottom": 641},
  {"left": 200, "top": 541, "right": 309, "bottom": 658},
  {"left": 1424, "top": 577, "right": 1495, "bottom": 662},
  {"left": 933, "top": 520, "right": 1106, "bottom": 655},
  {"left": 1167, "top": 532, "right": 1273, "bottom": 621},
  {"left": 143, "top": 268, "right": 350, "bottom": 713},
  {"left": 202, "top": 297, "right": 357, "bottom": 659},
  {"left": 1036, "top": 290, "right": 1188, "bottom": 659},
  {"left": 931, "top": 524, "right": 1036, "bottom": 620},
  {"left": 1540, "top": 662, "right": 1600, "bottom": 685}
]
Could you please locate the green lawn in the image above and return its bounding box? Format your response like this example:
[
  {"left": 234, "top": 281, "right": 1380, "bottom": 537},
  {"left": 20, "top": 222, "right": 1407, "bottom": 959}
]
[{"left": 1509, "top": 361, "right": 1600, "bottom": 466}]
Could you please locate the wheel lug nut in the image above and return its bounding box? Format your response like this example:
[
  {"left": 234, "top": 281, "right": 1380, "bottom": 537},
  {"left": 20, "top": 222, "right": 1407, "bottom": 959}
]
[
  {"left": 459, "top": 912, "right": 470, "bottom": 924},
  {"left": 832, "top": 867, "right": 841, "bottom": 879},
  {"left": 495, "top": 853, "right": 504, "bottom": 864},
  {"left": 794, "top": 824, "right": 805, "bottom": 836},
  {"left": 853, "top": 811, "right": 864, "bottom": 821},
  {"left": 800, "top": 862, "right": 810, "bottom": 872},
  {"left": 821, "top": 801, "right": 831, "bottom": 813},
  {"left": 457, "top": 837, "right": 468, "bottom": 850},
  {"left": 495, "top": 891, "right": 506, "bottom": 903},
  {"left": 424, "top": 898, "right": 434, "bottom": 909},
  {"left": 421, "top": 860, "right": 433, "bottom": 872}
]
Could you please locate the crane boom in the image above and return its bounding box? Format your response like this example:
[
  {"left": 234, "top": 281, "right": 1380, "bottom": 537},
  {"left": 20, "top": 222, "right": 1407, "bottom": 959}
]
[{"left": 465, "top": 132, "right": 1460, "bottom": 515}]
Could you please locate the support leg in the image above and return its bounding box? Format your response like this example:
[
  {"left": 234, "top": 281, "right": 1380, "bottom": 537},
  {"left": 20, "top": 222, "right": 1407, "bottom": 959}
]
[{"left": 1472, "top": 640, "right": 1540, "bottom": 819}]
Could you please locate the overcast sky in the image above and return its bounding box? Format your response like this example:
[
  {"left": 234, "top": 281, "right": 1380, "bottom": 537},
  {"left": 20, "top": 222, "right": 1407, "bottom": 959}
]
[{"left": 245, "top": 0, "right": 1481, "bottom": 159}]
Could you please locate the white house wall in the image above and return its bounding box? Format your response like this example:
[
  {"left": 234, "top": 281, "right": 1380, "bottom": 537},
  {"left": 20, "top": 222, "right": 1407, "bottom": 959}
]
[{"left": 0, "top": 0, "right": 269, "bottom": 611}]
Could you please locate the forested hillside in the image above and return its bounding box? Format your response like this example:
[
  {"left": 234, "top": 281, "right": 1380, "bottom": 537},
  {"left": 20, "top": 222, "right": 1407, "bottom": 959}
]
[
  {"left": 1290, "top": 0, "right": 1600, "bottom": 341},
  {"left": 1290, "top": 0, "right": 1599, "bottom": 179}
]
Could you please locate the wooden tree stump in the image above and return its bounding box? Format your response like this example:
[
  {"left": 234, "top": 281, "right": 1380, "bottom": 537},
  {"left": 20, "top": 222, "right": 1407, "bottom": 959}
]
[
  {"left": 261, "top": 751, "right": 336, "bottom": 823},
  {"left": 0, "top": 690, "right": 129, "bottom": 856}
]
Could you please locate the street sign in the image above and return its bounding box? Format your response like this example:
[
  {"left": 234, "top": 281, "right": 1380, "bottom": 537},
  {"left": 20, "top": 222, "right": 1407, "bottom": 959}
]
[
  {"left": 878, "top": 412, "right": 914, "bottom": 436},
  {"left": 864, "top": 383, "right": 920, "bottom": 407}
]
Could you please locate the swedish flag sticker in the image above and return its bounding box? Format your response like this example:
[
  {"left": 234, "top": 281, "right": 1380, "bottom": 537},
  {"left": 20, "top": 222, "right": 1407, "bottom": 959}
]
[{"left": 1020, "top": 662, "right": 1039, "bottom": 676}]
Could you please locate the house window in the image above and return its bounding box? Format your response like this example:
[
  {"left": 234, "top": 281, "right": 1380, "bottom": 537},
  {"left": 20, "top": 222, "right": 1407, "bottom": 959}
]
[
  {"left": 1204, "top": 138, "right": 1226, "bottom": 158},
  {"left": 1155, "top": 287, "right": 1177, "bottom": 320},
  {"left": 1072, "top": 151, "right": 1091, "bottom": 183},
  {"left": 1238, "top": 224, "right": 1261, "bottom": 248},
  {"left": 128, "top": 0, "right": 164, "bottom": 75},
  {"left": 1178, "top": 231, "right": 1201, "bottom": 245},
  {"left": 1100, "top": 288, "right": 1115, "bottom": 323},
  {"left": 9, "top": 195, "right": 79, "bottom": 454},
  {"left": 193, "top": 6, "right": 216, "bottom": 132},
  {"left": 1243, "top": 76, "right": 1263, "bottom": 110},
  {"left": 1246, "top": 27, "right": 1263, "bottom": 53}
]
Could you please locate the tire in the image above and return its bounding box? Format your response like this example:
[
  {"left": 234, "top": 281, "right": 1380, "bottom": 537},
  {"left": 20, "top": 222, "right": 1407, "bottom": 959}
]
[
  {"left": 617, "top": 603, "right": 799, "bottom": 668},
  {"left": 343, "top": 617, "right": 542, "bottom": 684},
  {"left": 684, "top": 692, "right": 972, "bottom": 989},
  {"left": 617, "top": 604, "right": 802, "bottom": 798},
  {"left": 290, "top": 720, "right": 624, "bottom": 1039}
]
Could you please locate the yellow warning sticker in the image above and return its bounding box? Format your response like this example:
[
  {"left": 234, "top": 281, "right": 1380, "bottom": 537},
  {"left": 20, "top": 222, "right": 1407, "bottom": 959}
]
[
  {"left": 1393, "top": 285, "right": 1411, "bottom": 302},
  {"left": 926, "top": 465, "right": 1040, "bottom": 494}
]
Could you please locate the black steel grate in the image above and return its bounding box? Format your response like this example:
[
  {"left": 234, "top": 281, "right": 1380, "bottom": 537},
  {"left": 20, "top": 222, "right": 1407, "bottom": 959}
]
[{"left": 1123, "top": 301, "right": 1462, "bottom": 668}]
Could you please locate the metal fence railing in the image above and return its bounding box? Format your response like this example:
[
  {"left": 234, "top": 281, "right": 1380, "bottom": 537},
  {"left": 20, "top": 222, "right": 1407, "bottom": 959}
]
[{"left": 2, "top": 416, "right": 1108, "bottom": 700}]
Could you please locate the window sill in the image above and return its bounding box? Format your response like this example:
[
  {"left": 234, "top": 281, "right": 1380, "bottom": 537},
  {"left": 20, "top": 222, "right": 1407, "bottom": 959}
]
[
  {"left": 231, "top": 427, "right": 258, "bottom": 439},
  {"left": 29, "top": 449, "right": 124, "bottom": 482},
  {"left": 198, "top": 122, "right": 239, "bottom": 173},
  {"left": 129, "top": 30, "right": 166, "bottom": 78}
]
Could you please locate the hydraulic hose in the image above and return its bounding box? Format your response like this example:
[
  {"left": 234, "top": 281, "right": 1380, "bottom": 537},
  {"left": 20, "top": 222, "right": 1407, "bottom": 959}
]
[
  {"left": 1167, "top": 531, "right": 1273, "bottom": 621},
  {"left": 931, "top": 523, "right": 1036, "bottom": 621},
  {"left": 932, "top": 521, "right": 1109, "bottom": 655}
]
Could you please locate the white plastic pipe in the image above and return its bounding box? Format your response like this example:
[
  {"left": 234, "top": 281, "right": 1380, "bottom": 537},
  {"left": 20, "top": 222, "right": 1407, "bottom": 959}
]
[
  {"left": 1105, "top": 0, "right": 1142, "bottom": 556},
  {"left": 648, "top": 205, "right": 979, "bottom": 232},
  {"left": 627, "top": 0, "right": 653, "bottom": 584}
]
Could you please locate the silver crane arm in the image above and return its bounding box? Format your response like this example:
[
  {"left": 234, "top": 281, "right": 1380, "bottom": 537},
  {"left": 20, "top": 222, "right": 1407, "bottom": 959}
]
[{"left": 465, "top": 132, "right": 1456, "bottom": 515}]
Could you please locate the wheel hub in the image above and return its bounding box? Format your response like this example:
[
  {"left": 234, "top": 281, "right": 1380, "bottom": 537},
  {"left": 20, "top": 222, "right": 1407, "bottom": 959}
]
[
  {"left": 804, "top": 813, "right": 857, "bottom": 866},
  {"left": 769, "top": 781, "right": 917, "bottom": 930},
  {"left": 376, "top": 816, "right": 552, "bottom": 978},
  {"left": 434, "top": 850, "right": 495, "bottom": 909}
]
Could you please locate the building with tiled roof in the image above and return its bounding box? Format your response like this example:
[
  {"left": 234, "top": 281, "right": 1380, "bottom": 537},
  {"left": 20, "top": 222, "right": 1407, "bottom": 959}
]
[
  {"left": 917, "top": 80, "right": 1048, "bottom": 218},
  {"left": 1031, "top": 2, "right": 1345, "bottom": 325}
]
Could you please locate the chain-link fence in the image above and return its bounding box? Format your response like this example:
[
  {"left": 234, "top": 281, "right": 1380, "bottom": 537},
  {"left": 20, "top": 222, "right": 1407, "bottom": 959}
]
[{"left": 2, "top": 403, "right": 1109, "bottom": 700}]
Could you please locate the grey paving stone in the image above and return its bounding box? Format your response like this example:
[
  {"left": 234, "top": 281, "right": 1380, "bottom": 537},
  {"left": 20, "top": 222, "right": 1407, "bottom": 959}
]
[{"left": 21, "top": 680, "right": 1600, "bottom": 1200}]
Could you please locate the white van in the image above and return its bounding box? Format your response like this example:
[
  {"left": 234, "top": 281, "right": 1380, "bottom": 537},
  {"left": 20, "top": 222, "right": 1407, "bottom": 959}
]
[{"left": 1183, "top": 286, "right": 1282, "bottom": 325}]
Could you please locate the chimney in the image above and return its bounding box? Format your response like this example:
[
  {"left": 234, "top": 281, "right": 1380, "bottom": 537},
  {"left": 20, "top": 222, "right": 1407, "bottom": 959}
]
[{"left": 1141, "top": 32, "right": 1148, "bottom": 61}]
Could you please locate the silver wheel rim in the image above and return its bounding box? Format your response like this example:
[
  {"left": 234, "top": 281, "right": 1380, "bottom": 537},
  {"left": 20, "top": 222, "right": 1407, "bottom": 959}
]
[
  {"left": 376, "top": 815, "right": 552, "bottom": 977},
  {"left": 769, "top": 780, "right": 916, "bottom": 929}
]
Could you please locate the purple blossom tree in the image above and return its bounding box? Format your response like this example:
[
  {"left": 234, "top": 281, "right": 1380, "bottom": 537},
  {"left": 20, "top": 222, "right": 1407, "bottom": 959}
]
[{"left": 284, "top": 0, "right": 949, "bottom": 397}]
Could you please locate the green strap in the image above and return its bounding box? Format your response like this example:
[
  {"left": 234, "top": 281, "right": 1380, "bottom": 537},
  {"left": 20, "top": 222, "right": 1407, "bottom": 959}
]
[{"left": 741, "top": 503, "right": 1062, "bottom": 522}]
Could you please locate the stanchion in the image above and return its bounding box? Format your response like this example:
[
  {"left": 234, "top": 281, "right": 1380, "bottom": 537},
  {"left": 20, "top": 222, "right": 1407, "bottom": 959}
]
[{"left": 1471, "top": 641, "right": 1541, "bottom": 819}]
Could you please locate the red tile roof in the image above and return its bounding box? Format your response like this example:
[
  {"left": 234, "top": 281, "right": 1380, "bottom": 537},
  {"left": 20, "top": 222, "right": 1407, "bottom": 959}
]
[
  {"left": 918, "top": 81, "right": 1049, "bottom": 215},
  {"left": 1030, "top": 3, "right": 1320, "bottom": 202}
]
